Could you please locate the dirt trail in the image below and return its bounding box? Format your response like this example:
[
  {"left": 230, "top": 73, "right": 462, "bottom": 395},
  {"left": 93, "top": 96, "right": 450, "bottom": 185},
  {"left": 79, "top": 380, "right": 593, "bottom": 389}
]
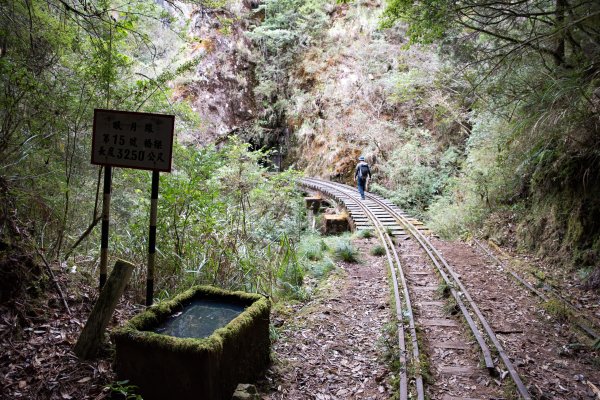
[{"left": 259, "top": 237, "right": 394, "bottom": 399}]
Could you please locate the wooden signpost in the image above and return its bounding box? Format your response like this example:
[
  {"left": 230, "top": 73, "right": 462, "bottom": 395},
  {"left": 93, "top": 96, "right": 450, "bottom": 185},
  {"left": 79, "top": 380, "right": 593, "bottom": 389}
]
[{"left": 91, "top": 109, "right": 174, "bottom": 306}]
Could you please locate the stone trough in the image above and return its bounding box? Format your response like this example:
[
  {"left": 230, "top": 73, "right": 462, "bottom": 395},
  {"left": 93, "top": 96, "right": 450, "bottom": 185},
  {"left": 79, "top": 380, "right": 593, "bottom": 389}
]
[{"left": 112, "top": 286, "right": 271, "bottom": 400}]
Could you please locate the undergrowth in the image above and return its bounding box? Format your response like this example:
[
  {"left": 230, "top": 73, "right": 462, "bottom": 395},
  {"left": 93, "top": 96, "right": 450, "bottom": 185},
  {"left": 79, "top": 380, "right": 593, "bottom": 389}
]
[
  {"left": 370, "top": 245, "right": 386, "bottom": 257},
  {"left": 330, "top": 235, "right": 359, "bottom": 263},
  {"left": 357, "top": 229, "right": 374, "bottom": 239}
]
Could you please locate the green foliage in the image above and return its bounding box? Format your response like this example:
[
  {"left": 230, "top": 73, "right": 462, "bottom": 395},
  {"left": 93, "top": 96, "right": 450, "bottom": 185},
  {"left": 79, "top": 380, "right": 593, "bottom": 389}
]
[
  {"left": 0, "top": 0, "right": 308, "bottom": 303},
  {"left": 542, "top": 299, "right": 572, "bottom": 322},
  {"left": 199, "top": 0, "right": 229, "bottom": 8},
  {"left": 375, "top": 0, "right": 600, "bottom": 283},
  {"left": 105, "top": 380, "right": 142, "bottom": 400},
  {"left": 357, "top": 229, "right": 373, "bottom": 239},
  {"left": 310, "top": 256, "right": 336, "bottom": 278},
  {"left": 111, "top": 138, "right": 305, "bottom": 298},
  {"left": 331, "top": 236, "right": 358, "bottom": 263},
  {"left": 370, "top": 245, "right": 385, "bottom": 257},
  {"left": 247, "top": 0, "right": 328, "bottom": 143},
  {"left": 298, "top": 233, "right": 338, "bottom": 279},
  {"left": 372, "top": 129, "right": 459, "bottom": 217},
  {"left": 436, "top": 282, "right": 450, "bottom": 298},
  {"left": 299, "top": 234, "right": 325, "bottom": 261},
  {"left": 380, "top": 0, "right": 600, "bottom": 274},
  {"left": 380, "top": 0, "right": 450, "bottom": 43},
  {"left": 0, "top": 0, "right": 194, "bottom": 261},
  {"left": 390, "top": 67, "right": 432, "bottom": 104}
]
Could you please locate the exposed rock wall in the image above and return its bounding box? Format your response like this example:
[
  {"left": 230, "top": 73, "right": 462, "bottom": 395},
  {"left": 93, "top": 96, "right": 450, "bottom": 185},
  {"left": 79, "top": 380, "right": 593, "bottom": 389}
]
[
  {"left": 174, "top": 1, "right": 260, "bottom": 145},
  {"left": 284, "top": 1, "right": 434, "bottom": 184},
  {"left": 174, "top": 1, "right": 448, "bottom": 186}
]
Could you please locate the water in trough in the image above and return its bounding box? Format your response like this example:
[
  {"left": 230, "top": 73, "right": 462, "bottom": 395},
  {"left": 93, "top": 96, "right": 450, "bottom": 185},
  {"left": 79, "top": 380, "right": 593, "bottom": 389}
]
[{"left": 153, "top": 299, "right": 245, "bottom": 339}]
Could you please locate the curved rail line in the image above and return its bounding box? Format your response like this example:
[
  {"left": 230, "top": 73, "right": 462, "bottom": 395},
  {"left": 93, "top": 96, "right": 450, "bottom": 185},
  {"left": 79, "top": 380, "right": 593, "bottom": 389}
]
[
  {"left": 300, "top": 177, "right": 532, "bottom": 400},
  {"left": 302, "top": 178, "right": 423, "bottom": 399}
]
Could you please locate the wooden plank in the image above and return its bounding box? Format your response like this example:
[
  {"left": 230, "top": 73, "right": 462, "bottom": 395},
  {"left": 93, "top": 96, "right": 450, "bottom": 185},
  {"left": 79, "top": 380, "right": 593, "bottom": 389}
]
[
  {"left": 74, "top": 259, "right": 135, "bottom": 359},
  {"left": 438, "top": 366, "right": 478, "bottom": 376},
  {"left": 431, "top": 341, "right": 471, "bottom": 350},
  {"left": 418, "top": 301, "right": 445, "bottom": 307},
  {"left": 411, "top": 285, "right": 439, "bottom": 291},
  {"left": 420, "top": 318, "right": 459, "bottom": 327},
  {"left": 442, "top": 395, "right": 482, "bottom": 400},
  {"left": 409, "top": 271, "right": 432, "bottom": 276}
]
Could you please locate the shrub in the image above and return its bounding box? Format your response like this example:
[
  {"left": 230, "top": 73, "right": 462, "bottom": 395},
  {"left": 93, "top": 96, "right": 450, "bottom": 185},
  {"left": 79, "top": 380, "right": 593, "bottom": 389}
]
[
  {"left": 542, "top": 299, "right": 571, "bottom": 322},
  {"left": 331, "top": 237, "right": 358, "bottom": 262},
  {"left": 370, "top": 245, "right": 386, "bottom": 256},
  {"left": 309, "top": 257, "right": 336, "bottom": 278},
  {"left": 357, "top": 229, "right": 374, "bottom": 239},
  {"left": 299, "top": 234, "right": 325, "bottom": 261}
]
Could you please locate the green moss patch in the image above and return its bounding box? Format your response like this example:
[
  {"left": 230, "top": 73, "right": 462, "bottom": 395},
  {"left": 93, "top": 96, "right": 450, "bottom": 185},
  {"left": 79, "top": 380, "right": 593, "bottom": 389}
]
[{"left": 112, "top": 285, "right": 271, "bottom": 400}]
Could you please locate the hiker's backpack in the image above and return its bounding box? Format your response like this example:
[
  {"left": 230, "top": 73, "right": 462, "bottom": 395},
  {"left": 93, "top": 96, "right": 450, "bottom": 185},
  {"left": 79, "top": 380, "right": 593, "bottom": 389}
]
[{"left": 358, "top": 163, "right": 370, "bottom": 179}]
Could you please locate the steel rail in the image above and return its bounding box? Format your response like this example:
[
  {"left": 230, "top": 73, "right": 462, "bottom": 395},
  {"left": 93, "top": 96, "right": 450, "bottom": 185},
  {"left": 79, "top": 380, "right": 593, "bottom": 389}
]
[
  {"left": 301, "top": 179, "right": 410, "bottom": 398},
  {"left": 364, "top": 191, "right": 532, "bottom": 400},
  {"left": 301, "top": 178, "right": 532, "bottom": 399},
  {"left": 303, "top": 180, "right": 492, "bottom": 377},
  {"left": 366, "top": 197, "right": 496, "bottom": 373},
  {"left": 473, "top": 238, "right": 600, "bottom": 341},
  {"left": 300, "top": 178, "right": 424, "bottom": 400}
]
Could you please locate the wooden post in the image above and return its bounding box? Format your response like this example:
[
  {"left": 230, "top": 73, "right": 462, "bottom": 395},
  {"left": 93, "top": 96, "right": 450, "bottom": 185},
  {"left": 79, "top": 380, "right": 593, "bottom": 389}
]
[
  {"left": 74, "top": 259, "right": 134, "bottom": 360},
  {"left": 146, "top": 171, "right": 159, "bottom": 306},
  {"left": 304, "top": 197, "right": 321, "bottom": 213},
  {"left": 305, "top": 197, "right": 321, "bottom": 230},
  {"left": 99, "top": 166, "right": 112, "bottom": 289}
]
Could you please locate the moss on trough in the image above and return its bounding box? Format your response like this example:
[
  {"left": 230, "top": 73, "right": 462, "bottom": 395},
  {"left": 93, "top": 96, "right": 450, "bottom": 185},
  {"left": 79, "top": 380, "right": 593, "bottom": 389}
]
[{"left": 112, "top": 285, "right": 271, "bottom": 400}]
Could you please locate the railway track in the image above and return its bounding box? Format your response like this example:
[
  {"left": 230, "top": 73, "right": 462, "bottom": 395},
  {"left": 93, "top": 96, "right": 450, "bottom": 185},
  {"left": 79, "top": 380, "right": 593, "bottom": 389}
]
[{"left": 300, "top": 177, "right": 531, "bottom": 400}]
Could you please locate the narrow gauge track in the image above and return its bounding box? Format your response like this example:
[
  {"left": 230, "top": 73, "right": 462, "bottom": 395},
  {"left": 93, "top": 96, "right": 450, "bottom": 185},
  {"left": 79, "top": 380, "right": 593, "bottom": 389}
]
[
  {"left": 300, "top": 178, "right": 531, "bottom": 400},
  {"left": 473, "top": 238, "right": 600, "bottom": 342}
]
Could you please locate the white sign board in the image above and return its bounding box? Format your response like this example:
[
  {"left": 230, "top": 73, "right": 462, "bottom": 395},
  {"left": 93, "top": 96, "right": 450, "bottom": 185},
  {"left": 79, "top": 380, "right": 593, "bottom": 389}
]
[{"left": 91, "top": 109, "right": 175, "bottom": 172}]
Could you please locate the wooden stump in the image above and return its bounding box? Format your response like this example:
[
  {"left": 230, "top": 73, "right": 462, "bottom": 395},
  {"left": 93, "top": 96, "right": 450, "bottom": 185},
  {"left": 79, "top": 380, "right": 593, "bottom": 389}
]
[
  {"left": 322, "top": 214, "right": 349, "bottom": 235},
  {"left": 74, "top": 259, "right": 134, "bottom": 360}
]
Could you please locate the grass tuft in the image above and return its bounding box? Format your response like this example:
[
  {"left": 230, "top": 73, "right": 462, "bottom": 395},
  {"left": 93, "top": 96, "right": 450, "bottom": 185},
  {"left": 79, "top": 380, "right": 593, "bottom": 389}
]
[
  {"left": 370, "top": 245, "right": 386, "bottom": 256},
  {"left": 358, "top": 229, "right": 374, "bottom": 239},
  {"left": 332, "top": 239, "right": 358, "bottom": 262},
  {"left": 542, "top": 299, "right": 571, "bottom": 322},
  {"left": 308, "top": 257, "right": 336, "bottom": 278},
  {"left": 299, "top": 234, "right": 325, "bottom": 262}
]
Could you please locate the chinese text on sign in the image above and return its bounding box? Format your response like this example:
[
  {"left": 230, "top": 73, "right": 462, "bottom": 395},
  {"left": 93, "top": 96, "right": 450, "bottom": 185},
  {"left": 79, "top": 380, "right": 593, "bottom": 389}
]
[{"left": 91, "top": 109, "right": 175, "bottom": 172}]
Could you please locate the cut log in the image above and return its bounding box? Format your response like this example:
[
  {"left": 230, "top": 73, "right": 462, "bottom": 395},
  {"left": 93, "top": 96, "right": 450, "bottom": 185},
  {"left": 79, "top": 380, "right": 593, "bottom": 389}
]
[
  {"left": 321, "top": 214, "right": 349, "bottom": 235},
  {"left": 74, "top": 259, "right": 134, "bottom": 360}
]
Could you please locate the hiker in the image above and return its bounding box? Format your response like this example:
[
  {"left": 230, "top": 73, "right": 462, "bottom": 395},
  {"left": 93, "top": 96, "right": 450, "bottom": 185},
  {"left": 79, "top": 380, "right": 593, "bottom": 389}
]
[{"left": 354, "top": 156, "right": 371, "bottom": 200}]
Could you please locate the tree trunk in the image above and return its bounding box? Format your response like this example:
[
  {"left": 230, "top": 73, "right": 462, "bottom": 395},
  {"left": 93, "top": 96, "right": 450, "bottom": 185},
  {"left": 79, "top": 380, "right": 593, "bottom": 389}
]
[{"left": 555, "top": 0, "right": 566, "bottom": 66}]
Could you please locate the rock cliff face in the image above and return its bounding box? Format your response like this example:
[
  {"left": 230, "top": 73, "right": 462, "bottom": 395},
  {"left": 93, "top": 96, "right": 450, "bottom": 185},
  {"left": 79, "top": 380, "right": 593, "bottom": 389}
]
[
  {"left": 285, "top": 1, "right": 406, "bottom": 183},
  {"left": 175, "top": 1, "right": 441, "bottom": 184},
  {"left": 174, "top": 1, "right": 260, "bottom": 145}
]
